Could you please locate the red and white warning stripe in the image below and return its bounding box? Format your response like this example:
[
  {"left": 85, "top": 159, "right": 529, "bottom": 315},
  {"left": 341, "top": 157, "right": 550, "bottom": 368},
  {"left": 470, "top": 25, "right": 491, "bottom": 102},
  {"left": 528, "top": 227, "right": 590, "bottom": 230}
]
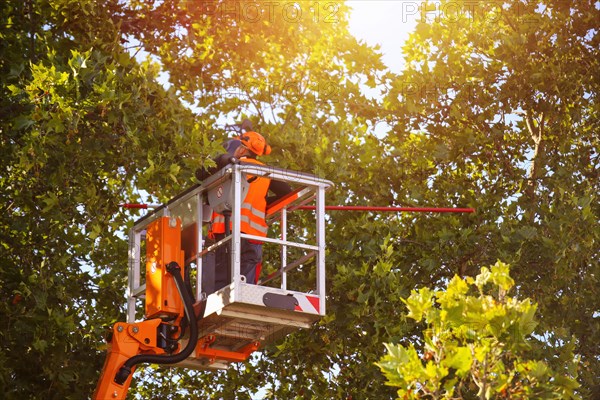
[{"left": 294, "top": 294, "right": 321, "bottom": 314}]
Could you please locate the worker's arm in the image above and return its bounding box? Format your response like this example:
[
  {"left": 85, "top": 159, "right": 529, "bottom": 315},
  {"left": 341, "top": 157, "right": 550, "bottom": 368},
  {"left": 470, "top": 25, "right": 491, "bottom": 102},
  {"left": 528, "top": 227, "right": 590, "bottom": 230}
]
[
  {"left": 195, "top": 154, "right": 235, "bottom": 181},
  {"left": 266, "top": 179, "right": 293, "bottom": 205}
]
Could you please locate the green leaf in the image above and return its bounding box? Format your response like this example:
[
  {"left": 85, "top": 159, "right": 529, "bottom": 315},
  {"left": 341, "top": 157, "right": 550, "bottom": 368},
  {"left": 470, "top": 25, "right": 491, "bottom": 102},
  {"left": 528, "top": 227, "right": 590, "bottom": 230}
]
[
  {"left": 490, "top": 261, "right": 514, "bottom": 291},
  {"left": 33, "top": 339, "right": 48, "bottom": 353},
  {"left": 13, "top": 115, "right": 35, "bottom": 130},
  {"left": 475, "top": 267, "right": 491, "bottom": 290},
  {"left": 518, "top": 226, "right": 537, "bottom": 240},
  {"left": 443, "top": 346, "right": 472, "bottom": 377},
  {"left": 403, "top": 287, "right": 434, "bottom": 322}
]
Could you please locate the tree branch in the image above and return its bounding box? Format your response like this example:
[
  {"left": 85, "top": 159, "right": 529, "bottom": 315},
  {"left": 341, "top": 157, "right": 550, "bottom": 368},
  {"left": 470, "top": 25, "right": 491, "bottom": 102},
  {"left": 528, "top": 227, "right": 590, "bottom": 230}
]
[{"left": 524, "top": 110, "right": 545, "bottom": 203}]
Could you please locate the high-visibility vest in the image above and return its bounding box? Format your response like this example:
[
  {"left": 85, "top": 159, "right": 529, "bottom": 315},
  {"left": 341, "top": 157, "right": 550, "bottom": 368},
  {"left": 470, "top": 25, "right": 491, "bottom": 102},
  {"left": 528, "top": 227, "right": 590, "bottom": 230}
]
[{"left": 209, "top": 158, "right": 271, "bottom": 238}]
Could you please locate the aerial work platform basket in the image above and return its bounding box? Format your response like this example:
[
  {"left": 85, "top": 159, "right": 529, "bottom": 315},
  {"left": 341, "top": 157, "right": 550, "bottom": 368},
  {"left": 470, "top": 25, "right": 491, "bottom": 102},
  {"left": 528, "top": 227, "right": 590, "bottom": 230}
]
[{"left": 125, "top": 163, "right": 333, "bottom": 369}]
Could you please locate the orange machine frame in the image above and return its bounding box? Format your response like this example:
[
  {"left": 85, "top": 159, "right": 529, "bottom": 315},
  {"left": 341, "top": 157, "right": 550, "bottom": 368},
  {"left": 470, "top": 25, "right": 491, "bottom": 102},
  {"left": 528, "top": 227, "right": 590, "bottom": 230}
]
[
  {"left": 93, "top": 319, "right": 166, "bottom": 399},
  {"left": 94, "top": 217, "right": 186, "bottom": 400},
  {"left": 145, "top": 217, "right": 184, "bottom": 319}
]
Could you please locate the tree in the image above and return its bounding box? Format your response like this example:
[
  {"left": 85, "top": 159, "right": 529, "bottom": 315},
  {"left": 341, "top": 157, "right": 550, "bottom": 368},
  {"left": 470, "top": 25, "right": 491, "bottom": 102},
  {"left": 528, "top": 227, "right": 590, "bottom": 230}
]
[
  {"left": 0, "top": 1, "right": 215, "bottom": 397},
  {"left": 1, "top": 0, "right": 387, "bottom": 398},
  {"left": 2, "top": 0, "right": 597, "bottom": 398},
  {"left": 377, "top": 262, "right": 580, "bottom": 399},
  {"left": 379, "top": 1, "right": 599, "bottom": 395}
]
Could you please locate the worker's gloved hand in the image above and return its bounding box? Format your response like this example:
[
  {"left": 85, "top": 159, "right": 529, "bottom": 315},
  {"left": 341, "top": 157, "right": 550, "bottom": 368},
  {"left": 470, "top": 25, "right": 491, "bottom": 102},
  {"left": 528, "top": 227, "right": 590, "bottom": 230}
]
[
  {"left": 215, "top": 153, "right": 239, "bottom": 166},
  {"left": 196, "top": 154, "right": 240, "bottom": 183},
  {"left": 195, "top": 167, "right": 208, "bottom": 182}
]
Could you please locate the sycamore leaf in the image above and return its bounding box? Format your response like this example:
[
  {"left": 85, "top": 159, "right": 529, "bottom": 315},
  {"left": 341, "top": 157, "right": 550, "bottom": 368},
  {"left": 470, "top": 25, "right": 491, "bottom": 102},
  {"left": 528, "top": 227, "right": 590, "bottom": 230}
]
[
  {"left": 403, "top": 287, "right": 434, "bottom": 322},
  {"left": 443, "top": 346, "right": 473, "bottom": 377}
]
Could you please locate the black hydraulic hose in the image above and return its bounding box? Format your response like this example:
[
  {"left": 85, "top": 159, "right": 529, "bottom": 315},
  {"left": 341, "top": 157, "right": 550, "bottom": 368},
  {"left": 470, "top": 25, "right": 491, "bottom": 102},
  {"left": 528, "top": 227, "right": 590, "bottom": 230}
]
[
  {"left": 114, "top": 262, "right": 204, "bottom": 385},
  {"left": 224, "top": 211, "right": 232, "bottom": 284},
  {"left": 223, "top": 211, "right": 231, "bottom": 236},
  {"left": 174, "top": 263, "right": 196, "bottom": 340}
]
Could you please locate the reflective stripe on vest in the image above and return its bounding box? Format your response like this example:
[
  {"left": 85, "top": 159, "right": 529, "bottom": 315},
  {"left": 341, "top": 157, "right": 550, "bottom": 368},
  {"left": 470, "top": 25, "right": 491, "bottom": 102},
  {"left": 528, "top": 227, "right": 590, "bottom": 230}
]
[
  {"left": 209, "top": 213, "right": 268, "bottom": 236},
  {"left": 241, "top": 203, "right": 266, "bottom": 219},
  {"left": 240, "top": 215, "right": 268, "bottom": 235}
]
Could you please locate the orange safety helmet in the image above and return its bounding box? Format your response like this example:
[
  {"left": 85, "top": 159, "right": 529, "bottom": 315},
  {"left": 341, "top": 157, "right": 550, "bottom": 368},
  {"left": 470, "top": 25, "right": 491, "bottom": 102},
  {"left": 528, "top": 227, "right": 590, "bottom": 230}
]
[{"left": 239, "top": 131, "right": 272, "bottom": 156}]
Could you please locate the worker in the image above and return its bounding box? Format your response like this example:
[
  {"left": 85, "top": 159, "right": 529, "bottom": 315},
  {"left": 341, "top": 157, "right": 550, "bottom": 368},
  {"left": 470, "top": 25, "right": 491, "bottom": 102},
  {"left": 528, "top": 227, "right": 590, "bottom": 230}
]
[{"left": 197, "top": 131, "right": 292, "bottom": 291}]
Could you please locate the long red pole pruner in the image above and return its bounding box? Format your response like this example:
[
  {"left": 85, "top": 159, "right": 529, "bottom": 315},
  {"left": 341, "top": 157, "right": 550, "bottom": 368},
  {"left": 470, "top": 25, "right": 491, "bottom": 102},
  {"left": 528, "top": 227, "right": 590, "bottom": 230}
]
[
  {"left": 296, "top": 205, "right": 474, "bottom": 213},
  {"left": 121, "top": 203, "right": 474, "bottom": 213}
]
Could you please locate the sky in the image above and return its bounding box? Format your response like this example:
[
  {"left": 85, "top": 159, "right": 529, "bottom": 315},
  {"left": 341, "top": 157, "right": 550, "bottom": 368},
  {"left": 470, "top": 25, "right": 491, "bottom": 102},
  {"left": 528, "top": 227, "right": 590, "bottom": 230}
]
[{"left": 347, "top": 1, "right": 420, "bottom": 72}]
